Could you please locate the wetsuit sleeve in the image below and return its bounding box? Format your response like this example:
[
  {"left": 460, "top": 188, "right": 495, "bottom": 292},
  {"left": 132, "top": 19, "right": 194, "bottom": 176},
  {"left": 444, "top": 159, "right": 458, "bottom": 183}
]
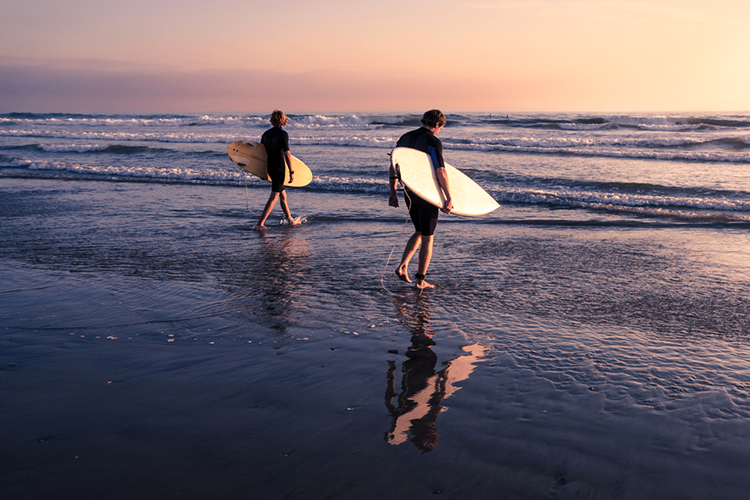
[
  {"left": 428, "top": 137, "right": 445, "bottom": 170},
  {"left": 281, "top": 130, "right": 290, "bottom": 152}
]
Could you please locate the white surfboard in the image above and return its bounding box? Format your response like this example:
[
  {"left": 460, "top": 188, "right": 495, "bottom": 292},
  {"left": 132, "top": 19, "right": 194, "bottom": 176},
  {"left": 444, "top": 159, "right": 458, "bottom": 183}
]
[
  {"left": 227, "top": 140, "right": 313, "bottom": 187},
  {"left": 391, "top": 147, "right": 500, "bottom": 216}
]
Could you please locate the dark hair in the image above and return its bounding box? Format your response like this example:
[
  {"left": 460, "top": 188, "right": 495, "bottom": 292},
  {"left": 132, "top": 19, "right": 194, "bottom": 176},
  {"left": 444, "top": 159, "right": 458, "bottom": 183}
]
[
  {"left": 420, "top": 109, "right": 446, "bottom": 128},
  {"left": 270, "top": 110, "right": 288, "bottom": 127}
]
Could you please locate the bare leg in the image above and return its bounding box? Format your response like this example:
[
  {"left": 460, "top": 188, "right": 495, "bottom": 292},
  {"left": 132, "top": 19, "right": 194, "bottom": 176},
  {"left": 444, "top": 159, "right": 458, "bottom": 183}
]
[
  {"left": 278, "top": 190, "right": 300, "bottom": 226},
  {"left": 396, "top": 232, "right": 421, "bottom": 283},
  {"left": 255, "top": 191, "right": 280, "bottom": 229},
  {"left": 415, "top": 234, "right": 435, "bottom": 289}
]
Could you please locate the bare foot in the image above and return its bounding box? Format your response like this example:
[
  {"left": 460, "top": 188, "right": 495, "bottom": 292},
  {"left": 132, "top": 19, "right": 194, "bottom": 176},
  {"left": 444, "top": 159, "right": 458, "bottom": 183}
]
[
  {"left": 395, "top": 266, "right": 411, "bottom": 283},
  {"left": 254, "top": 223, "right": 267, "bottom": 230},
  {"left": 288, "top": 218, "right": 301, "bottom": 226},
  {"left": 415, "top": 278, "right": 435, "bottom": 290}
]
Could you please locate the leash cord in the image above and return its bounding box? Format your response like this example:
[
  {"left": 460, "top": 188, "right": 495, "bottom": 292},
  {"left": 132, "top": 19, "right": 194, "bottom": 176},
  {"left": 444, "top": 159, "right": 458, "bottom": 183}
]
[
  {"left": 380, "top": 183, "right": 413, "bottom": 294},
  {"left": 244, "top": 178, "right": 258, "bottom": 217}
]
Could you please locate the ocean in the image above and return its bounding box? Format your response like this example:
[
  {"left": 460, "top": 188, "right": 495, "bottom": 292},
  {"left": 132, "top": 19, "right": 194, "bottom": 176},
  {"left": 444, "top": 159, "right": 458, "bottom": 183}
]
[
  {"left": 3, "top": 112, "right": 750, "bottom": 223},
  {"left": 2, "top": 111, "right": 750, "bottom": 499}
]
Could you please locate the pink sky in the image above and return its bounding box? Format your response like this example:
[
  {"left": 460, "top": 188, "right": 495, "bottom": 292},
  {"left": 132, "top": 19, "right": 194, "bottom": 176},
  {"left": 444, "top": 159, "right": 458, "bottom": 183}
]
[{"left": 2, "top": 0, "right": 749, "bottom": 113}]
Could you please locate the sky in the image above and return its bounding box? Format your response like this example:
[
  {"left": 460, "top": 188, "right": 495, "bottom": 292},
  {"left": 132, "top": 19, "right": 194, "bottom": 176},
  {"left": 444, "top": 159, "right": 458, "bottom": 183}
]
[{"left": 1, "top": 0, "right": 749, "bottom": 113}]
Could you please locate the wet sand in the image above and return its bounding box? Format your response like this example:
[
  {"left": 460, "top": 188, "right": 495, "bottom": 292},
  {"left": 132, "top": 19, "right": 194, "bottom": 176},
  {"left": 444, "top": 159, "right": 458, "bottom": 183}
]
[{"left": 3, "top": 177, "right": 750, "bottom": 499}]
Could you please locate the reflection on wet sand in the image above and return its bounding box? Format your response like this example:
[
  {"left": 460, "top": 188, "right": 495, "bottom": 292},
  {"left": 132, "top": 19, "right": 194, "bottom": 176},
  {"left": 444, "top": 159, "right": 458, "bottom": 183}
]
[
  {"left": 385, "top": 295, "right": 487, "bottom": 452},
  {"left": 221, "top": 228, "right": 311, "bottom": 335}
]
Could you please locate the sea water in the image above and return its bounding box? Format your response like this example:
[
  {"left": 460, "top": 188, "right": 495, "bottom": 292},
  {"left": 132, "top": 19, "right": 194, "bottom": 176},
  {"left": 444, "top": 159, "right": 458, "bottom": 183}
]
[
  {"left": 2, "top": 112, "right": 750, "bottom": 498},
  {"left": 2, "top": 112, "right": 750, "bottom": 220}
]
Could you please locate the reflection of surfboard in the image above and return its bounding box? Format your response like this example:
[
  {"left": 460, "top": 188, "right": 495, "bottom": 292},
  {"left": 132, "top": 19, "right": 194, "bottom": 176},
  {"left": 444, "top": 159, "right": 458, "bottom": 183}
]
[
  {"left": 227, "top": 140, "right": 313, "bottom": 187},
  {"left": 391, "top": 147, "right": 500, "bottom": 216}
]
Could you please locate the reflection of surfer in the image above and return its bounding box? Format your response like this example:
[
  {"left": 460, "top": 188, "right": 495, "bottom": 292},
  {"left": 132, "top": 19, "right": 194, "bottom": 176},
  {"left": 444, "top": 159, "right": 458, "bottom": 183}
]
[
  {"left": 245, "top": 230, "right": 310, "bottom": 333},
  {"left": 388, "top": 109, "right": 453, "bottom": 290},
  {"left": 384, "top": 297, "right": 487, "bottom": 452},
  {"left": 255, "top": 110, "right": 301, "bottom": 230}
]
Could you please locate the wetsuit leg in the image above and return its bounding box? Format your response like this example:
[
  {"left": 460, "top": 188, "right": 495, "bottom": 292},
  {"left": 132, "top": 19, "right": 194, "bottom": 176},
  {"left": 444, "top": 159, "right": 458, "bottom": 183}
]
[
  {"left": 404, "top": 189, "right": 438, "bottom": 236},
  {"left": 269, "top": 168, "right": 285, "bottom": 193}
]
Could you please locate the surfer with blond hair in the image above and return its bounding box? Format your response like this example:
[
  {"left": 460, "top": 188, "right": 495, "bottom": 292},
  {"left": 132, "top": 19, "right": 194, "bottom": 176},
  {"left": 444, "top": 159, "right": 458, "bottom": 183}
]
[
  {"left": 388, "top": 109, "right": 453, "bottom": 289},
  {"left": 255, "top": 110, "right": 301, "bottom": 229}
]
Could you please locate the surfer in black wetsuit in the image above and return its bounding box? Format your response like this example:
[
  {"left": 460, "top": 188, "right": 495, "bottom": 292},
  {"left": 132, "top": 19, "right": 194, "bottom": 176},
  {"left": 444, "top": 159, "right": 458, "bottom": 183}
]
[
  {"left": 388, "top": 109, "right": 453, "bottom": 289},
  {"left": 255, "top": 110, "right": 300, "bottom": 230}
]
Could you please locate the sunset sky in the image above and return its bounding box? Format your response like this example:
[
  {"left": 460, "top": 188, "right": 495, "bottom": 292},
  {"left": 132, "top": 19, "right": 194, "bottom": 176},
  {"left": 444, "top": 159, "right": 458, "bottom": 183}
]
[{"left": 2, "top": 0, "right": 749, "bottom": 113}]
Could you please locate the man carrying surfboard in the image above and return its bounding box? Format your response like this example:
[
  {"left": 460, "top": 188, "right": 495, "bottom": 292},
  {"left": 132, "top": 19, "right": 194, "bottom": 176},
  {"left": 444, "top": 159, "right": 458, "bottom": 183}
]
[
  {"left": 388, "top": 109, "right": 454, "bottom": 289},
  {"left": 255, "top": 110, "right": 301, "bottom": 230}
]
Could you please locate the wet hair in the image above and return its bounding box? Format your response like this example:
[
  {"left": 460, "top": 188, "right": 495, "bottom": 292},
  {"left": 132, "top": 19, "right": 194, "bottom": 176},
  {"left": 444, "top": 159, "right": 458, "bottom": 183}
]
[
  {"left": 420, "top": 109, "right": 447, "bottom": 129},
  {"left": 270, "top": 110, "right": 288, "bottom": 127}
]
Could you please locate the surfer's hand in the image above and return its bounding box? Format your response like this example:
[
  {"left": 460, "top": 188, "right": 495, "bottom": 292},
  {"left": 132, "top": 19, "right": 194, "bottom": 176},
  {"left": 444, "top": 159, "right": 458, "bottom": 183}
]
[
  {"left": 289, "top": 172, "right": 294, "bottom": 183},
  {"left": 441, "top": 199, "right": 453, "bottom": 213},
  {"left": 389, "top": 192, "right": 399, "bottom": 207}
]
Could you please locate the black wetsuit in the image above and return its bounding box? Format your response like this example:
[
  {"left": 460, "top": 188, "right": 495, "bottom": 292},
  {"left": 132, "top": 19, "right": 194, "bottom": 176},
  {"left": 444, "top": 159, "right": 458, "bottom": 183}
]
[
  {"left": 396, "top": 127, "right": 445, "bottom": 236},
  {"left": 261, "top": 126, "right": 289, "bottom": 193}
]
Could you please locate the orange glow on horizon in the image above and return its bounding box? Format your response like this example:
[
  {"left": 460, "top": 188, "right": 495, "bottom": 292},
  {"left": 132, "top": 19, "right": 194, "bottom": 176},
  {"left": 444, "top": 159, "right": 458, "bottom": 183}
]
[{"left": 1, "top": 0, "right": 749, "bottom": 112}]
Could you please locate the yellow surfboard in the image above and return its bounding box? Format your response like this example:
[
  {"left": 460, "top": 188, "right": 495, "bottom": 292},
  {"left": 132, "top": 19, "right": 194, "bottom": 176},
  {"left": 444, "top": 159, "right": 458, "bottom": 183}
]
[{"left": 227, "top": 140, "right": 313, "bottom": 187}]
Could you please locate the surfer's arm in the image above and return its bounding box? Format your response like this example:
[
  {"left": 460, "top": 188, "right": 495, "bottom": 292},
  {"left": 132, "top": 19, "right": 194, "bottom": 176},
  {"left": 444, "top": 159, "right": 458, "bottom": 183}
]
[
  {"left": 388, "top": 164, "right": 399, "bottom": 207},
  {"left": 435, "top": 167, "right": 453, "bottom": 213},
  {"left": 283, "top": 150, "right": 294, "bottom": 182}
]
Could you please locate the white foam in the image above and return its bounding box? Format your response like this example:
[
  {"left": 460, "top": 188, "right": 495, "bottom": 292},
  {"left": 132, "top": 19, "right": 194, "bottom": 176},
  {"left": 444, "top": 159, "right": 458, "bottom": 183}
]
[
  {"left": 37, "top": 143, "right": 107, "bottom": 153},
  {"left": 496, "top": 186, "right": 750, "bottom": 213}
]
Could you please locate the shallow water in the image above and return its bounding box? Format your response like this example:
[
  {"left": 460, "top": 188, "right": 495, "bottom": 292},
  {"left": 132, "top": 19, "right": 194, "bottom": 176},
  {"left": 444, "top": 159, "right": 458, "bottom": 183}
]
[{"left": 3, "top": 172, "right": 750, "bottom": 498}]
